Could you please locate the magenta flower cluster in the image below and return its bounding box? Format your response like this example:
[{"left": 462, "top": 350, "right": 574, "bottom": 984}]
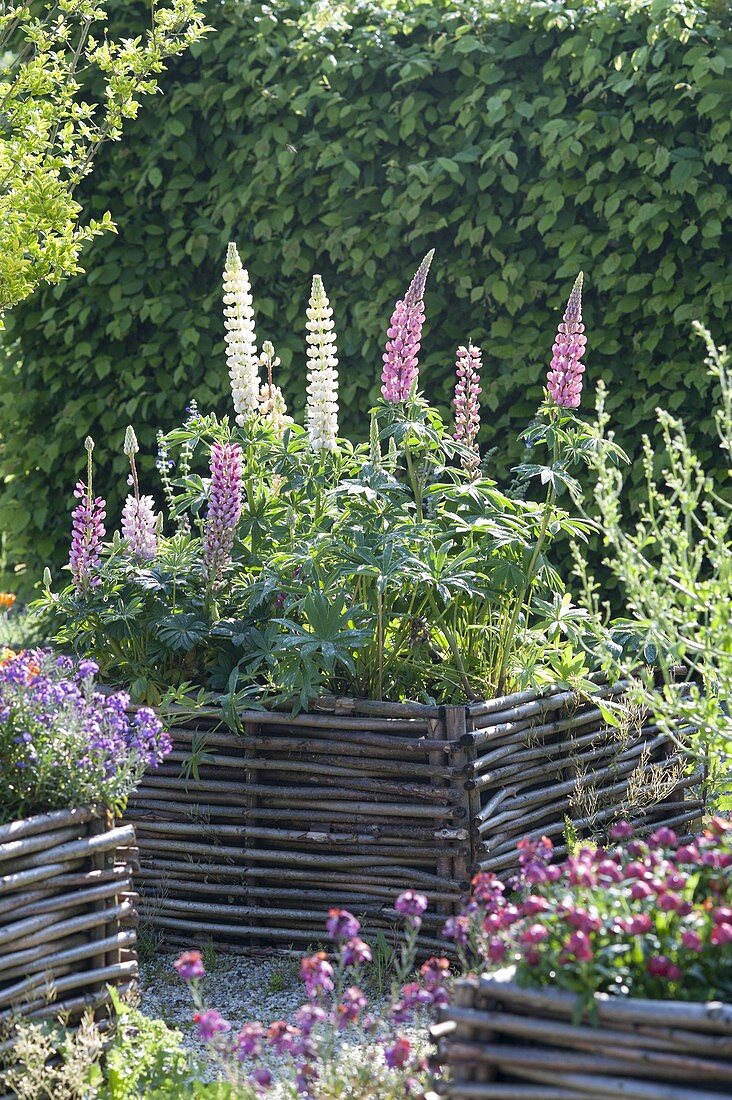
[
  {"left": 444, "top": 820, "right": 732, "bottom": 1003},
  {"left": 173, "top": 892, "right": 450, "bottom": 1096},
  {"left": 381, "top": 250, "right": 434, "bottom": 403},
  {"left": 69, "top": 480, "right": 106, "bottom": 594},
  {"left": 546, "top": 271, "right": 586, "bottom": 409},
  {"left": 202, "top": 442, "right": 243, "bottom": 584}
]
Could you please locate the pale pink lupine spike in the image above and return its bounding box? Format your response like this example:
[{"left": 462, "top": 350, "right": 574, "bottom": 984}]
[
  {"left": 453, "top": 342, "right": 482, "bottom": 479},
  {"left": 546, "top": 272, "right": 586, "bottom": 410},
  {"left": 404, "top": 249, "right": 435, "bottom": 308},
  {"left": 380, "top": 249, "right": 434, "bottom": 404}
]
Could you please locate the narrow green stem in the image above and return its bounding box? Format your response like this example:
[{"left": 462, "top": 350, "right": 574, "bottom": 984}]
[
  {"left": 404, "top": 445, "right": 423, "bottom": 522},
  {"left": 427, "top": 592, "right": 476, "bottom": 700}
]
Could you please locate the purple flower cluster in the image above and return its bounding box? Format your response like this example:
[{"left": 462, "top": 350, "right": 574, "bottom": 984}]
[
  {"left": 202, "top": 442, "right": 243, "bottom": 584},
  {"left": 0, "top": 650, "right": 171, "bottom": 822},
  {"left": 381, "top": 250, "right": 434, "bottom": 403},
  {"left": 173, "top": 896, "right": 446, "bottom": 1096},
  {"left": 69, "top": 480, "right": 106, "bottom": 594},
  {"left": 546, "top": 272, "right": 586, "bottom": 409},
  {"left": 446, "top": 821, "right": 732, "bottom": 1002}
]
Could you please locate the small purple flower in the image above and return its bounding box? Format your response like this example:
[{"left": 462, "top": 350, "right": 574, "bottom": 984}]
[
  {"left": 236, "top": 1022, "right": 265, "bottom": 1059},
  {"left": 394, "top": 890, "right": 428, "bottom": 928},
  {"left": 295, "top": 1003, "right": 326, "bottom": 1037},
  {"left": 384, "top": 1036, "right": 411, "bottom": 1069},
  {"left": 173, "top": 950, "right": 205, "bottom": 981},
  {"left": 381, "top": 250, "right": 434, "bottom": 403},
  {"left": 267, "top": 1020, "right": 301, "bottom": 1056},
  {"left": 193, "top": 1008, "right": 230, "bottom": 1040},
  {"left": 650, "top": 826, "right": 678, "bottom": 848},
  {"left": 300, "top": 952, "right": 334, "bottom": 999},
  {"left": 335, "top": 986, "right": 367, "bottom": 1029},
  {"left": 252, "top": 1065, "right": 272, "bottom": 1087},
  {"left": 681, "top": 930, "right": 703, "bottom": 952},
  {"left": 203, "top": 442, "right": 243, "bottom": 584},
  {"left": 341, "top": 936, "right": 372, "bottom": 966},
  {"left": 326, "top": 907, "right": 360, "bottom": 941},
  {"left": 610, "top": 821, "right": 634, "bottom": 840},
  {"left": 546, "top": 272, "right": 586, "bottom": 409},
  {"left": 75, "top": 658, "right": 99, "bottom": 680}
]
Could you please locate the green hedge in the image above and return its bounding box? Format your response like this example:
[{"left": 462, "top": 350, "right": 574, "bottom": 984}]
[{"left": 1, "top": 0, "right": 730, "bottom": 590}]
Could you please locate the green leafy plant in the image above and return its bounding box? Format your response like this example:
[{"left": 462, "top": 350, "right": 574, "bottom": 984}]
[
  {"left": 1, "top": 0, "right": 729, "bottom": 590},
  {"left": 581, "top": 325, "right": 732, "bottom": 804}
]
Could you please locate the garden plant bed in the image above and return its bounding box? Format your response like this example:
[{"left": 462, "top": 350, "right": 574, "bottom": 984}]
[
  {"left": 430, "top": 969, "right": 732, "bottom": 1099},
  {"left": 0, "top": 806, "right": 138, "bottom": 1041},
  {"left": 126, "top": 680, "right": 702, "bottom": 951}
]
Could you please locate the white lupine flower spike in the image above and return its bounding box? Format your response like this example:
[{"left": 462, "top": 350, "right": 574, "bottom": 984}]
[
  {"left": 306, "top": 274, "right": 339, "bottom": 452},
  {"left": 223, "top": 242, "right": 260, "bottom": 424},
  {"left": 258, "top": 340, "right": 294, "bottom": 438}
]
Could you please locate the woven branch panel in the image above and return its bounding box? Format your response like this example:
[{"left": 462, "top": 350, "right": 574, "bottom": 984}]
[
  {"left": 430, "top": 970, "right": 732, "bottom": 1099},
  {"left": 127, "top": 681, "right": 702, "bottom": 951},
  {"left": 0, "top": 807, "right": 138, "bottom": 1041}
]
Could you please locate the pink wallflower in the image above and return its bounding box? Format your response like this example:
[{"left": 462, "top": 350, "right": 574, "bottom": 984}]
[
  {"left": 267, "top": 1020, "right": 301, "bottom": 1056},
  {"left": 521, "top": 924, "right": 549, "bottom": 946},
  {"left": 650, "top": 827, "right": 677, "bottom": 848},
  {"left": 381, "top": 250, "right": 434, "bottom": 403},
  {"left": 194, "top": 1009, "right": 230, "bottom": 1040},
  {"left": 647, "top": 956, "right": 683, "bottom": 981},
  {"left": 384, "top": 1036, "right": 411, "bottom": 1069},
  {"left": 173, "top": 950, "right": 205, "bottom": 981},
  {"left": 442, "top": 914, "right": 469, "bottom": 945},
  {"left": 395, "top": 890, "right": 428, "bottom": 927},
  {"left": 341, "top": 937, "right": 372, "bottom": 966},
  {"left": 546, "top": 272, "right": 586, "bottom": 409},
  {"left": 711, "top": 923, "right": 732, "bottom": 946},
  {"left": 236, "top": 1022, "right": 265, "bottom": 1059},
  {"left": 295, "top": 1003, "right": 326, "bottom": 1038},
  {"left": 326, "top": 908, "right": 360, "bottom": 941},
  {"left": 610, "top": 821, "right": 634, "bottom": 840},
  {"left": 301, "top": 951, "right": 334, "bottom": 999},
  {"left": 336, "top": 986, "right": 367, "bottom": 1028},
  {"left": 470, "top": 871, "right": 505, "bottom": 906}
]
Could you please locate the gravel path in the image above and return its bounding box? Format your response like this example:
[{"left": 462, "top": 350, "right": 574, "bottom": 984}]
[{"left": 138, "top": 951, "right": 432, "bottom": 1089}]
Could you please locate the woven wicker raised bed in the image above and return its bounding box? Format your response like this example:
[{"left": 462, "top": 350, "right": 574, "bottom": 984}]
[
  {"left": 0, "top": 807, "right": 138, "bottom": 1040},
  {"left": 126, "top": 681, "right": 702, "bottom": 951},
  {"left": 430, "top": 969, "right": 732, "bottom": 1099}
]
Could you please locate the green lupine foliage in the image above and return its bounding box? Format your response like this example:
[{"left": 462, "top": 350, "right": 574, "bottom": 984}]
[{"left": 1, "top": 0, "right": 730, "bottom": 591}]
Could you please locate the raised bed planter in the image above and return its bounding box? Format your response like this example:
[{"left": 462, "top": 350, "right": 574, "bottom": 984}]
[
  {"left": 0, "top": 807, "right": 138, "bottom": 1032},
  {"left": 126, "top": 681, "right": 702, "bottom": 951},
  {"left": 430, "top": 969, "right": 732, "bottom": 1099}
]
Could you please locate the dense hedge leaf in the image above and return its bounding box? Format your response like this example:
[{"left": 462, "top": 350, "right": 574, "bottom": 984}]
[{"left": 1, "top": 0, "right": 730, "bottom": 591}]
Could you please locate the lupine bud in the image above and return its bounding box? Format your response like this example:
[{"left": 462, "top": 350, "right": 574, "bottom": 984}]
[
  {"left": 546, "top": 273, "right": 586, "bottom": 409},
  {"left": 453, "top": 342, "right": 482, "bottom": 479},
  {"left": 381, "top": 249, "right": 434, "bottom": 403},
  {"left": 369, "top": 411, "right": 382, "bottom": 468},
  {"left": 224, "top": 243, "right": 260, "bottom": 424},
  {"left": 202, "top": 442, "right": 243, "bottom": 584},
  {"left": 305, "top": 275, "right": 339, "bottom": 451},
  {"left": 121, "top": 494, "right": 158, "bottom": 561},
  {"left": 258, "top": 341, "right": 293, "bottom": 437},
  {"left": 123, "top": 425, "right": 139, "bottom": 457}
]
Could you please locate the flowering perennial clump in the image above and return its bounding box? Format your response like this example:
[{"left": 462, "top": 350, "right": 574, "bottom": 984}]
[
  {"left": 55, "top": 247, "right": 612, "bottom": 709},
  {"left": 305, "top": 275, "right": 339, "bottom": 451},
  {"left": 381, "top": 249, "right": 434, "bottom": 403},
  {"left": 224, "top": 242, "right": 260, "bottom": 424},
  {"left": 0, "top": 649, "right": 170, "bottom": 822},
  {"left": 444, "top": 820, "right": 732, "bottom": 1003},
  {"left": 453, "top": 342, "right": 482, "bottom": 478},
  {"left": 172, "top": 891, "right": 448, "bottom": 1096},
  {"left": 202, "top": 442, "right": 243, "bottom": 585},
  {"left": 546, "top": 271, "right": 586, "bottom": 409}
]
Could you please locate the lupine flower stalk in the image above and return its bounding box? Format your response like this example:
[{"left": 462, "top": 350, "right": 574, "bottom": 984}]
[
  {"left": 546, "top": 272, "right": 586, "bottom": 409},
  {"left": 202, "top": 442, "right": 243, "bottom": 584},
  {"left": 305, "top": 275, "right": 339, "bottom": 451},
  {"left": 69, "top": 437, "right": 106, "bottom": 594},
  {"left": 121, "top": 424, "right": 158, "bottom": 561},
  {"left": 381, "top": 249, "right": 434, "bottom": 403},
  {"left": 258, "top": 340, "right": 293, "bottom": 437},
  {"left": 224, "top": 243, "right": 260, "bottom": 424},
  {"left": 453, "top": 342, "right": 483, "bottom": 479}
]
